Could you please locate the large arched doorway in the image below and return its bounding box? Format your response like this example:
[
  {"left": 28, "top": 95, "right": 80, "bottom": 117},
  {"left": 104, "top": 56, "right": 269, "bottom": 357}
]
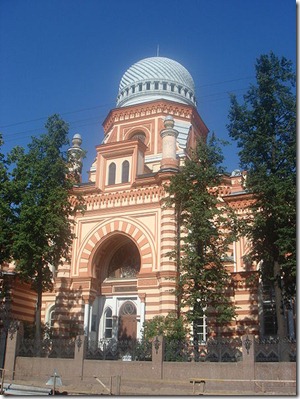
[{"left": 89, "top": 233, "right": 143, "bottom": 341}]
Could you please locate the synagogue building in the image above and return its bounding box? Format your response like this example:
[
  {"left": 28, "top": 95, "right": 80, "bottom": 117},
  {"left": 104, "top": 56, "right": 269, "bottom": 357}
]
[{"left": 3, "top": 56, "right": 295, "bottom": 341}]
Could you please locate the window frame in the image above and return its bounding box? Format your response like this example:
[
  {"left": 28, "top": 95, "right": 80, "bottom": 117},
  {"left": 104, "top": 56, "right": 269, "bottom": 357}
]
[
  {"left": 104, "top": 307, "right": 113, "bottom": 339},
  {"left": 121, "top": 160, "right": 130, "bottom": 183},
  {"left": 108, "top": 162, "right": 116, "bottom": 185}
]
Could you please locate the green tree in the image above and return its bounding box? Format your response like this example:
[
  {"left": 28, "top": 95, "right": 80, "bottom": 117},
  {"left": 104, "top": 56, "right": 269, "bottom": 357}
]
[
  {"left": 142, "top": 313, "right": 187, "bottom": 341},
  {"left": 165, "top": 135, "right": 237, "bottom": 338},
  {"left": 0, "top": 134, "right": 14, "bottom": 266},
  {"left": 227, "top": 52, "right": 296, "bottom": 337},
  {"left": 9, "top": 115, "right": 85, "bottom": 342}
]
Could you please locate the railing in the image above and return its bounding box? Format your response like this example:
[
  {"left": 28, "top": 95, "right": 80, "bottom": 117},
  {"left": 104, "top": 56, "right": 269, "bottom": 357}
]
[
  {"left": 254, "top": 337, "right": 296, "bottom": 362},
  {"left": 17, "top": 337, "right": 75, "bottom": 358},
  {"left": 85, "top": 338, "right": 152, "bottom": 361},
  {"left": 164, "top": 337, "right": 243, "bottom": 362},
  {"left": 15, "top": 335, "right": 296, "bottom": 363}
]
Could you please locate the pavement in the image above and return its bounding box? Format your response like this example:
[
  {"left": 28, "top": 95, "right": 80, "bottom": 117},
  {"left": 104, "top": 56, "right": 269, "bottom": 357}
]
[{"left": 1, "top": 377, "right": 296, "bottom": 396}]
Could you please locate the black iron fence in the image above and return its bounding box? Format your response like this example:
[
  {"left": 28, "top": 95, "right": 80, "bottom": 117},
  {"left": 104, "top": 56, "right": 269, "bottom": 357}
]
[
  {"left": 16, "top": 335, "right": 296, "bottom": 362},
  {"left": 85, "top": 338, "right": 152, "bottom": 361},
  {"left": 164, "top": 337, "right": 243, "bottom": 362},
  {"left": 254, "top": 337, "right": 296, "bottom": 362},
  {"left": 17, "top": 337, "right": 76, "bottom": 358}
]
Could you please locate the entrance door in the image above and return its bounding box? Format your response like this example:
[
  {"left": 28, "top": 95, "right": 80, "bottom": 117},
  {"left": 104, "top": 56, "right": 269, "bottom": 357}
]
[{"left": 118, "top": 301, "right": 137, "bottom": 340}]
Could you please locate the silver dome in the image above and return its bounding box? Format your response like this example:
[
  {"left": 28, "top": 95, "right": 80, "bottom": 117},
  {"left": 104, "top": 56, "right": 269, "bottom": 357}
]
[{"left": 116, "top": 57, "right": 196, "bottom": 107}]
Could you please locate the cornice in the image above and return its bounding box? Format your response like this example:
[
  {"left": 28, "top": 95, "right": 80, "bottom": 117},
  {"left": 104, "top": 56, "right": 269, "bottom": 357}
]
[
  {"left": 102, "top": 99, "right": 207, "bottom": 134},
  {"left": 73, "top": 184, "right": 167, "bottom": 212}
]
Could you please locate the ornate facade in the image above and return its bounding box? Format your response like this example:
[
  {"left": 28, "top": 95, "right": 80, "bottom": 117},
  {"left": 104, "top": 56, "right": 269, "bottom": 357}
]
[
  {"left": 3, "top": 56, "right": 292, "bottom": 341},
  {"left": 43, "top": 56, "right": 260, "bottom": 340}
]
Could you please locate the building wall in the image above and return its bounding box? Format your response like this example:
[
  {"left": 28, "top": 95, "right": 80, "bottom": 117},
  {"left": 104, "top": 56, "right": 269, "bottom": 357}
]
[{"left": 37, "top": 99, "right": 262, "bottom": 340}]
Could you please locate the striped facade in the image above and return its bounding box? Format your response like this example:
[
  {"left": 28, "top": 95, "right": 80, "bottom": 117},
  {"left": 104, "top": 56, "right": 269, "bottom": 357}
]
[{"left": 1, "top": 56, "right": 281, "bottom": 341}]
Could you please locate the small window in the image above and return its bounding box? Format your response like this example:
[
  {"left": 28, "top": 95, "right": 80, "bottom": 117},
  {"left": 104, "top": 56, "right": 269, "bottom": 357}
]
[
  {"left": 138, "top": 84, "right": 142, "bottom": 91},
  {"left": 154, "top": 82, "right": 159, "bottom": 90},
  {"left": 122, "top": 160, "right": 130, "bottom": 183},
  {"left": 108, "top": 162, "right": 116, "bottom": 185},
  {"left": 262, "top": 280, "right": 277, "bottom": 336},
  {"left": 91, "top": 314, "right": 97, "bottom": 332},
  {"left": 146, "top": 82, "right": 151, "bottom": 90},
  {"left": 170, "top": 84, "right": 175, "bottom": 92},
  {"left": 194, "top": 310, "right": 207, "bottom": 343},
  {"left": 131, "top": 86, "right": 135, "bottom": 94},
  {"left": 49, "top": 306, "right": 56, "bottom": 328},
  {"left": 163, "top": 82, "right": 167, "bottom": 90},
  {"left": 104, "top": 308, "right": 113, "bottom": 338}
]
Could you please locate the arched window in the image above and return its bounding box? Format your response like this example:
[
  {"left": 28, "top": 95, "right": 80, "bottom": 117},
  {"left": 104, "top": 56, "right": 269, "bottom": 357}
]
[
  {"left": 45, "top": 304, "right": 56, "bottom": 337},
  {"left": 104, "top": 308, "right": 113, "bottom": 338},
  {"left": 108, "top": 162, "right": 116, "bottom": 185},
  {"left": 107, "top": 241, "right": 141, "bottom": 279},
  {"left": 119, "top": 301, "right": 137, "bottom": 316},
  {"left": 122, "top": 160, "right": 129, "bottom": 183},
  {"left": 49, "top": 307, "right": 55, "bottom": 328}
]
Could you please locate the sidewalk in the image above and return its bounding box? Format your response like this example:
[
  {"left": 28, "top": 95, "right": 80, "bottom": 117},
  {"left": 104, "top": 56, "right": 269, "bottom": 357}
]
[{"left": 2, "top": 377, "right": 296, "bottom": 396}]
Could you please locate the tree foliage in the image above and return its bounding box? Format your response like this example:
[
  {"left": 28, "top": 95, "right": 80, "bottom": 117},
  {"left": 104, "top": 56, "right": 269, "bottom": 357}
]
[
  {"left": 0, "top": 134, "right": 14, "bottom": 266},
  {"left": 165, "top": 135, "right": 237, "bottom": 334},
  {"left": 227, "top": 52, "right": 296, "bottom": 336},
  {"left": 4, "top": 114, "right": 85, "bottom": 341},
  {"left": 142, "top": 313, "right": 187, "bottom": 341}
]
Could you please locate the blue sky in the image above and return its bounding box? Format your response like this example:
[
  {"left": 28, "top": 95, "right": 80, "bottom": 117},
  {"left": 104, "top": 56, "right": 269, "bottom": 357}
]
[{"left": 0, "top": 0, "right": 296, "bottom": 182}]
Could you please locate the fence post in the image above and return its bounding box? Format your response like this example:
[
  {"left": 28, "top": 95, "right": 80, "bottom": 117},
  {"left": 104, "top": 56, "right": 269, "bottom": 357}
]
[
  {"left": 152, "top": 335, "right": 165, "bottom": 380},
  {"left": 74, "top": 335, "right": 86, "bottom": 380},
  {"left": 242, "top": 334, "right": 255, "bottom": 390},
  {"left": 3, "top": 322, "right": 23, "bottom": 380}
]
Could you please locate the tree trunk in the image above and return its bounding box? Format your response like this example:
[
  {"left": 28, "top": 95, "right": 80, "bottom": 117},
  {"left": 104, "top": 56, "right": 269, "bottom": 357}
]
[
  {"left": 35, "top": 288, "right": 42, "bottom": 342},
  {"left": 35, "top": 264, "right": 43, "bottom": 353},
  {"left": 273, "top": 260, "right": 287, "bottom": 338}
]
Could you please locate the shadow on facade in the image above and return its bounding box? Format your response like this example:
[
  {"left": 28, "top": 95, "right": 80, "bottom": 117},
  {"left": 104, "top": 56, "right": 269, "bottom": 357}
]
[
  {"left": 52, "top": 278, "right": 83, "bottom": 338},
  {"left": 233, "top": 271, "right": 260, "bottom": 336}
]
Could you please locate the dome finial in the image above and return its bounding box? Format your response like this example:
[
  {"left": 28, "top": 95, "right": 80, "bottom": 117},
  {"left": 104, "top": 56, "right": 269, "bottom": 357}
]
[{"left": 156, "top": 44, "right": 159, "bottom": 57}]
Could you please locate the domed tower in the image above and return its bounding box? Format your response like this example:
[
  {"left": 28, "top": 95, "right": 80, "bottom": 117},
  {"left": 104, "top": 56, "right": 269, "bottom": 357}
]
[
  {"left": 51, "top": 56, "right": 210, "bottom": 341},
  {"left": 88, "top": 56, "right": 209, "bottom": 185}
]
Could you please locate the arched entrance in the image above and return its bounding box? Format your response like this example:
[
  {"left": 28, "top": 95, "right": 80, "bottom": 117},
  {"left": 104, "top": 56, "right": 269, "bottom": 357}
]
[
  {"left": 118, "top": 301, "right": 137, "bottom": 340},
  {"left": 86, "top": 232, "right": 144, "bottom": 341}
]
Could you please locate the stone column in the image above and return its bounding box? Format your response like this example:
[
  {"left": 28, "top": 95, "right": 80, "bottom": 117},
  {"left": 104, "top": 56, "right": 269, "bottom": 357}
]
[
  {"left": 83, "top": 302, "right": 91, "bottom": 337},
  {"left": 74, "top": 335, "right": 86, "bottom": 380},
  {"left": 151, "top": 335, "right": 165, "bottom": 380},
  {"left": 3, "top": 323, "right": 23, "bottom": 380},
  {"left": 160, "top": 115, "right": 179, "bottom": 171}
]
